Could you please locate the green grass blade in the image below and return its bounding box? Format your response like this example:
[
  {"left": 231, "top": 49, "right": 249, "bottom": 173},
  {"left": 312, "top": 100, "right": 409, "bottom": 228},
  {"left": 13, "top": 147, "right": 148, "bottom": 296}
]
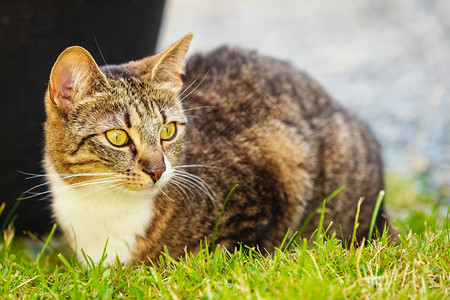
[
  {"left": 211, "top": 184, "right": 238, "bottom": 247},
  {"left": 0, "top": 202, "right": 5, "bottom": 217},
  {"left": 325, "top": 185, "right": 346, "bottom": 203},
  {"left": 315, "top": 199, "right": 327, "bottom": 246},
  {"left": 278, "top": 228, "right": 290, "bottom": 252},
  {"left": 445, "top": 206, "right": 449, "bottom": 240},
  {"left": 297, "top": 185, "right": 344, "bottom": 237},
  {"left": 98, "top": 237, "right": 110, "bottom": 267},
  {"left": 1, "top": 197, "right": 22, "bottom": 231},
  {"left": 36, "top": 223, "right": 57, "bottom": 265},
  {"left": 58, "top": 253, "right": 76, "bottom": 273},
  {"left": 81, "top": 248, "right": 95, "bottom": 269},
  {"left": 350, "top": 197, "right": 364, "bottom": 250},
  {"left": 368, "top": 190, "right": 385, "bottom": 239}
]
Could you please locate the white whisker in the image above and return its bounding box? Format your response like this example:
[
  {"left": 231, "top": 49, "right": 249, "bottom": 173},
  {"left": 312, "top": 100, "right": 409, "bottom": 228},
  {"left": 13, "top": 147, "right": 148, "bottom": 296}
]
[
  {"left": 181, "top": 105, "right": 214, "bottom": 113},
  {"left": 47, "top": 179, "right": 123, "bottom": 198},
  {"left": 179, "top": 77, "right": 199, "bottom": 97},
  {"left": 170, "top": 169, "right": 217, "bottom": 206},
  {"left": 22, "top": 171, "right": 123, "bottom": 200},
  {"left": 168, "top": 181, "right": 191, "bottom": 201},
  {"left": 166, "top": 67, "right": 211, "bottom": 114},
  {"left": 23, "top": 178, "right": 119, "bottom": 201},
  {"left": 85, "top": 181, "right": 126, "bottom": 200},
  {"left": 18, "top": 171, "right": 48, "bottom": 180},
  {"left": 174, "top": 164, "right": 221, "bottom": 170},
  {"left": 21, "top": 171, "right": 114, "bottom": 180},
  {"left": 161, "top": 92, "right": 171, "bottom": 111},
  {"left": 168, "top": 181, "right": 194, "bottom": 213},
  {"left": 159, "top": 187, "right": 176, "bottom": 203},
  {"left": 68, "top": 178, "right": 122, "bottom": 189},
  {"left": 22, "top": 174, "right": 95, "bottom": 197},
  {"left": 173, "top": 169, "right": 212, "bottom": 183},
  {"left": 20, "top": 190, "right": 53, "bottom": 201}
]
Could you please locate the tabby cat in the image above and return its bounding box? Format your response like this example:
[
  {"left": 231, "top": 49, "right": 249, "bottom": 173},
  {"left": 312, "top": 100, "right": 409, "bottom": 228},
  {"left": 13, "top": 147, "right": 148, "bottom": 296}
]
[{"left": 43, "top": 33, "right": 386, "bottom": 265}]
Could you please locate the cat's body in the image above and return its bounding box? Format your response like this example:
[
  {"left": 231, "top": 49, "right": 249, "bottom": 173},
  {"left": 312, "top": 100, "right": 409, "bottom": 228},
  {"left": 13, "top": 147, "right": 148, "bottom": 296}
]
[{"left": 44, "top": 34, "right": 386, "bottom": 265}]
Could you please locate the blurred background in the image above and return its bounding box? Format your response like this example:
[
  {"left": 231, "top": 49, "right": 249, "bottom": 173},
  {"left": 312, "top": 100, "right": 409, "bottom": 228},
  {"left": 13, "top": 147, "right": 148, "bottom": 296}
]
[
  {"left": 1, "top": 0, "right": 448, "bottom": 233},
  {"left": 158, "top": 0, "right": 449, "bottom": 187}
]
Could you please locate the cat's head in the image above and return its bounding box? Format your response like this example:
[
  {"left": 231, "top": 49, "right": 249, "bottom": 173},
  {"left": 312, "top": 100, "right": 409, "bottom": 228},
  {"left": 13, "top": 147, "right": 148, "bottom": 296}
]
[{"left": 44, "top": 34, "right": 193, "bottom": 196}]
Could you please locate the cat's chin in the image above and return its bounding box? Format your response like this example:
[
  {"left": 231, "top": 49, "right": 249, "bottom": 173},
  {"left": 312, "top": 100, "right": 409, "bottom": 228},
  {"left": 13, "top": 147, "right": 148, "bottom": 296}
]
[
  {"left": 137, "top": 185, "right": 158, "bottom": 195},
  {"left": 127, "top": 182, "right": 167, "bottom": 198}
]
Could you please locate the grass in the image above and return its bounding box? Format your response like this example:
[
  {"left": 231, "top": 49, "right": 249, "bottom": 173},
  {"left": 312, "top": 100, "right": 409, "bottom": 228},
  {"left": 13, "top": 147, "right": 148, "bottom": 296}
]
[{"left": 0, "top": 173, "right": 448, "bottom": 299}]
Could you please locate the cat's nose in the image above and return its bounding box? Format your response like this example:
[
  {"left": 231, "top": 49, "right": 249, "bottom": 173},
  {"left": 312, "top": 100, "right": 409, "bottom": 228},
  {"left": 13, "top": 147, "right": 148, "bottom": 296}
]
[
  {"left": 144, "top": 166, "right": 166, "bottom": 183},
  {"left": 140, "top": 154, "right": 166, "bottom": 183}
]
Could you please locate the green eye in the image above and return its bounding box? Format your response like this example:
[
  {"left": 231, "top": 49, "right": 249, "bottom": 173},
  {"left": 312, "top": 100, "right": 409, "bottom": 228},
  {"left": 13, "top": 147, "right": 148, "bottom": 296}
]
[
  {"left": 160, "top": 122, "right": 177, "bottom": 141},
  {"left": 106, "top": 129, "right": 129, "bottom": 147}
]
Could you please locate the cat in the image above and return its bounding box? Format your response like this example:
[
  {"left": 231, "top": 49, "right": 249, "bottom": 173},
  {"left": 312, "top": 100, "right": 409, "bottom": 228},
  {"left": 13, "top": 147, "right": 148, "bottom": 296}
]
[{"left": 43, "top": 33, "right": 387, "bottom": 265}]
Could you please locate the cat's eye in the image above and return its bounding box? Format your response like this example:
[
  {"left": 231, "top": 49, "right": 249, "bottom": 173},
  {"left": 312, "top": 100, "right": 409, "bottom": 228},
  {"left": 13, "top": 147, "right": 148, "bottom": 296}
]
[
  {"left": 160, "top": 122, "right": 177, "bottom": 141},
  {"left": 106, "top": 129, "right": 129, "bottom": 147}
]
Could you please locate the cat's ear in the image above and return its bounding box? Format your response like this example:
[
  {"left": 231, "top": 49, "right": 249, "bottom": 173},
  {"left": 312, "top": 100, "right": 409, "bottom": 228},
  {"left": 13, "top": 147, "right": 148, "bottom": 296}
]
[
  {"left": 48, "top": 46, "right": 108, "bottom": 114},
  {"left": 138, "top": 33, "right": 193, "bottom": 92}
]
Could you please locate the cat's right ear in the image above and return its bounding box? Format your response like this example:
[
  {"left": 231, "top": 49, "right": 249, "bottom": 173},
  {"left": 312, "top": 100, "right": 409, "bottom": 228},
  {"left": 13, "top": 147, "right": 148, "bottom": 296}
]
[
  {"left": 129, "top": 33, "right": 193, "bottom": 93},
  {"left": 48, "top": 46, "right": 108, "bottom": 114}
]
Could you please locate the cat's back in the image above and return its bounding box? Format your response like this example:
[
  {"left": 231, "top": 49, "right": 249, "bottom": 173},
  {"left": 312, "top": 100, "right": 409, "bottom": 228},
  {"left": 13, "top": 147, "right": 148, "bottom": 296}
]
[
  {"left": 179, "top": 46, "right": 384, "bottom": 245},
  {"left": 183, "top": 47, "right": 339, "bottom": 121}
]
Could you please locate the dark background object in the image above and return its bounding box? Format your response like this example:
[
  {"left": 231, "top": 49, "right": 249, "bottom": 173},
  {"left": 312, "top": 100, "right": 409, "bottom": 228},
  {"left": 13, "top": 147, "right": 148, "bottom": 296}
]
[{"left": 0, "top": 0, "right": 165, "bottom": 234}]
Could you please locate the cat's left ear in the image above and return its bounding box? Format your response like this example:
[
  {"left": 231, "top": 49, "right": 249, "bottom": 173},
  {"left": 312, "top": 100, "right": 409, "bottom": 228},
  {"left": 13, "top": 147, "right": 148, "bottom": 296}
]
[
  {"left": 136, "top": 33, "right": 193, "bottom": 92},
  {"left": 48, "top": 46, "right": 108, "bottom": 114}
]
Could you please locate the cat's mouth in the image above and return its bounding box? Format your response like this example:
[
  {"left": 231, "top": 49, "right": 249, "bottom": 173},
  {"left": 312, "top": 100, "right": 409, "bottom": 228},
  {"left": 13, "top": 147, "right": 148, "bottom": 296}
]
[
  {"left": 140, "top": 184, "right": 157, "bottom": 193},
  {"left": 131, "top": 171, "right": 172, "bottom": 196}
]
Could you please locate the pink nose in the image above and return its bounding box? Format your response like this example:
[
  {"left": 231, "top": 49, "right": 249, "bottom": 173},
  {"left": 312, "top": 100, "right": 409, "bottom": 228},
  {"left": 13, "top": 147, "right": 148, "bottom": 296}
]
[{"left": 144, "top": 167, "right": 166, "bottom": 183}]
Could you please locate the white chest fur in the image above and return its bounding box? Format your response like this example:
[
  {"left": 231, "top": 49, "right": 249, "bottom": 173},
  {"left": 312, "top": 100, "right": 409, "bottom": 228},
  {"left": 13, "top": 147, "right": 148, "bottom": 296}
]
[{"left": 48, "top": 171, "right": 155, "bottom": 265}]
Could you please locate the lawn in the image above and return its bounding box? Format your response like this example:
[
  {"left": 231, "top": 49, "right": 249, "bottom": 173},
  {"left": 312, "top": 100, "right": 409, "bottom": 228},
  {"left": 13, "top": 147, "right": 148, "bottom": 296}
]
[{"left": 0, "top": 173, "right": 448, "bottom": 299}]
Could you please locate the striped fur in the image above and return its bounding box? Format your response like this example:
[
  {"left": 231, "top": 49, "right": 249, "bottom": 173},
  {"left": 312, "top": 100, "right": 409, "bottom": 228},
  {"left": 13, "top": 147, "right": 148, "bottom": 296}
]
[{"left": 44, "top": 34, "right": 387, "bottom": 265}]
